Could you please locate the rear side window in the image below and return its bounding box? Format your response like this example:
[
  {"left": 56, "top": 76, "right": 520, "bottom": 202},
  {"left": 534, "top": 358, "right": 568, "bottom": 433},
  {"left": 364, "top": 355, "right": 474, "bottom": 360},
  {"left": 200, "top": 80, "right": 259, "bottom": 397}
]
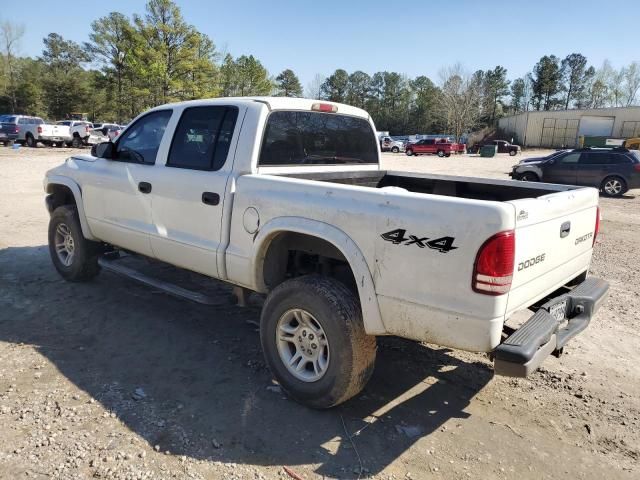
[
  {"left": 167, "top": 106, "right": 238, "bottom": 171},
  {"left": 608, "top": 153, "right": 631, "bottom": 164},
  {"left": 579, "top": 152, "right": 607, "bottom": 165},
  {"left": 259, "top": 111, "right": 378, "bottom": 166}
]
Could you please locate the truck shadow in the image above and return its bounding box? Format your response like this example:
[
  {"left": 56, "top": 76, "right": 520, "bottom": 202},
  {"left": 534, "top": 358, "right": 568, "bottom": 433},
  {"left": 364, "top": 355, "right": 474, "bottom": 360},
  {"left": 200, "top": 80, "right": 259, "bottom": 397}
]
[{"left": 0, "top": 245, "right": 493, "bottom": 478}]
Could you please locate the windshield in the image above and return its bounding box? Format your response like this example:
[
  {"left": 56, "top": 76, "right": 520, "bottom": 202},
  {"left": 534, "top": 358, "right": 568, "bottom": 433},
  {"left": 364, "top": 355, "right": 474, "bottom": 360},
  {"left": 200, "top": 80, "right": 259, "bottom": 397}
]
[{"left": 259, "top": 111, "right": 378, "bottom": 166}]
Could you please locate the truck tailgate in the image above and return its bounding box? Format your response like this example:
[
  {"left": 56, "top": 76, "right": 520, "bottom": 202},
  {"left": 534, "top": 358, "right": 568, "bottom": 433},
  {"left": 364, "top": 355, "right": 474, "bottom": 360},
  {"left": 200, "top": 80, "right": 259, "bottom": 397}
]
[{"left": 506, "top": 187, "right": 599, "bottom": 316}]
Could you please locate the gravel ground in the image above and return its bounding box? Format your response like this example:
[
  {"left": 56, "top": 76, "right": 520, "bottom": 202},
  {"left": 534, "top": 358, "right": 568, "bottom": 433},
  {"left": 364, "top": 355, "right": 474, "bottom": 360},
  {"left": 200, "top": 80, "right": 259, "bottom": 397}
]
[{"left": 0, "top": 146, "right": 638, "bottom": 479}]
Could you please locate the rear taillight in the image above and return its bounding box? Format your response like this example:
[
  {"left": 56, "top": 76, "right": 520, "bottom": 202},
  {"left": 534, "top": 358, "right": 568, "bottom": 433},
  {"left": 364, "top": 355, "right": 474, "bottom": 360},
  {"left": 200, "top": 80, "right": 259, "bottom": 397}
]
[
  {"left": 593, "top": 207, "right": 600, "bottom": 247},
  {"left": 634, "top": 164, "right": 640, "bottom": 172},
  {"left": 473, "top": 231, "right": 515, "bottom": 295},
  {"left": 37, "top": 126, "right": 42, "bottom": 134},
  {"left": 14, "top": 126, "right": 19, "bottom": 133},
  {"left": 85, "top": 126, "right": 90, "bottom": 133}
]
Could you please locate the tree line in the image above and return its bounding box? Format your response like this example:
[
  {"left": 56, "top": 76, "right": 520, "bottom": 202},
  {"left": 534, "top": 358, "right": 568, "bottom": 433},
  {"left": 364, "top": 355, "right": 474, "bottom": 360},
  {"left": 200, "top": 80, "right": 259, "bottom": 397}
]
[{"left": 0, "top": 0, "right": 638, "bottom": 138}]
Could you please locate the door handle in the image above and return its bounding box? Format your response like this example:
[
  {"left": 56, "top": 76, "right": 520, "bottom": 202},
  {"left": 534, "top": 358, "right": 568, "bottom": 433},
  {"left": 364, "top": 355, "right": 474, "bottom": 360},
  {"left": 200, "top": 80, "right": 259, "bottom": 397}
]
[
  {"left": 138, "top": 182, "right": 152, "bottom": 194},
  {"left": 560, "top": 221, "right": 571, "bottom": 238},
  {"left": 202, "top": 192, "right": 220, "bottom": 206}
]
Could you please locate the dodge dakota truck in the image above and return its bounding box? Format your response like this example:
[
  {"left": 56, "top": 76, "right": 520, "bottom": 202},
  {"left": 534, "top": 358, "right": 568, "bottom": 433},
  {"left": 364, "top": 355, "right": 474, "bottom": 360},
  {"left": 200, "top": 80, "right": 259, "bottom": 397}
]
[{"left": 43, "top": 97, "right": 609, "bottom": 409}]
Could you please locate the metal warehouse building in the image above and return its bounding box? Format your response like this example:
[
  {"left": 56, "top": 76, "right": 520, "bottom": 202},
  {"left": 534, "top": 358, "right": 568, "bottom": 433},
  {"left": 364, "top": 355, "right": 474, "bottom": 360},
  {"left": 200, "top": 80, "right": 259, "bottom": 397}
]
[{"left": 498, "top": 106, "right": 640, "bottom": 148}]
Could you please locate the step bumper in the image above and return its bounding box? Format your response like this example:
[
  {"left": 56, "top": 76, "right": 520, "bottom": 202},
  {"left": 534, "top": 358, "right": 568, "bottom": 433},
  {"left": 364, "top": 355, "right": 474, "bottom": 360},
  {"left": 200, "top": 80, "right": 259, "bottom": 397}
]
[{"left": 494, "top": 277, "right": 609, "bottom": 377}]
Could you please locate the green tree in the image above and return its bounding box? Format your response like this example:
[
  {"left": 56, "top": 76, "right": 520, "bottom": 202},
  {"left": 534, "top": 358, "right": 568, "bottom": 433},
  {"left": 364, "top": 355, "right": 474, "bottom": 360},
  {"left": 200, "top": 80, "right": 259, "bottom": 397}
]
[
  {"left": 346, "top": 71, "right": 371, "bottom": 108},
  {"left": 275, "top": 69, "right": 302, "bottom": 97},
  {"left": 320, "top": 69, "right": 349, "bottom": 102},
  {"left": 408, "top": 75, "right": 443, "bottom": 134},
  {"left": 483, "top": 65, "right": 510, "bottom": 122},
  {"left": 510, "top": 77, "right": 526, "bottom": 113},
  {"left": 40, "top": 33, "right": 91, "bottom": 119},
  {"left": 86, "top": 12, "right": 134, "bottom": 122},
  {"left": 0, "top": 20, "right": 25, "bottom": 113},
  {"left": 531, "top": 55, "right": 562, "bottom": 110},
  {"left": 220, "top": 54, "right": 272, "bottom": 96},
  {"left": 560, "top": 53, "right": 589, "bottom": 110}
]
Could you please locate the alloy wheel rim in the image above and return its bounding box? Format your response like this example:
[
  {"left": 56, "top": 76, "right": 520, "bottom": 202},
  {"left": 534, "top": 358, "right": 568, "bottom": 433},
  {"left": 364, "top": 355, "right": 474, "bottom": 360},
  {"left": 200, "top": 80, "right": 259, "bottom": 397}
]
[
  {"left": 605, "top": 179, "right": 622, "bottom": 195},
  {"left": 276, "top": 308, "right": 330, "bottom": 382},
  {"left": 54, "top": 222, "right": 75, "bottom": 267}
]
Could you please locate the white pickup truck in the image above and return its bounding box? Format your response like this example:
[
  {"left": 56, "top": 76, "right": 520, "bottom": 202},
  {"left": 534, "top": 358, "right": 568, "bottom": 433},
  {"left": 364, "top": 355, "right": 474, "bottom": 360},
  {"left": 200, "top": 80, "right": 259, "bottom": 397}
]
[
  {"left": 43, "top": 97, "right": 609, "bottom": 408},
  {"left": 13, "top": 115, "right": 71, "bottom": 147}
]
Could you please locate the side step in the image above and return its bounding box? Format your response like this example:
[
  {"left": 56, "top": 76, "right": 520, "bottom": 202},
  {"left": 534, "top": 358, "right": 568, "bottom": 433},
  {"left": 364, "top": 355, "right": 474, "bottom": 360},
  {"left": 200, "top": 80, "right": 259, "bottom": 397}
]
[{"left": 98, "top": 257, "right": 225, "bottom": 306}]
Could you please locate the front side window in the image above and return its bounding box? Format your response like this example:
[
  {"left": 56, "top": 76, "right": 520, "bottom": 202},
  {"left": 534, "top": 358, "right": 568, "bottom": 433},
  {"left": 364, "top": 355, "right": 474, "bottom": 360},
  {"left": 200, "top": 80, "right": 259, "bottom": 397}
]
[
  {"left": 116, "top": 110, "right": 172, "bottom": 164},
  {"left": 259, "top": 111, "right": 378, "bottom": 166},
  {"left": 167, "top": 106, "right": 238, "bottom": 171}
]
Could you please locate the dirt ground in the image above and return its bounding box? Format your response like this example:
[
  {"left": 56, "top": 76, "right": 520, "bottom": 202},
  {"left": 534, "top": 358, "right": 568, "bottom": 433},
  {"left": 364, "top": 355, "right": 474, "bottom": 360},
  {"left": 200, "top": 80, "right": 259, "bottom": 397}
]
[{"left": 0, "top": 146, "right": 638, "bottom": 480}]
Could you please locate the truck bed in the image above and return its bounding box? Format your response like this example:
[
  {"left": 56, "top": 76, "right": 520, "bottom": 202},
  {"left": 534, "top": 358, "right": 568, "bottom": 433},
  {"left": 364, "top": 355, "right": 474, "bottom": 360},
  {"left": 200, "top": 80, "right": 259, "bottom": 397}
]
[{"left": 280, "top": 170, "right": 574, "bottom": 202}]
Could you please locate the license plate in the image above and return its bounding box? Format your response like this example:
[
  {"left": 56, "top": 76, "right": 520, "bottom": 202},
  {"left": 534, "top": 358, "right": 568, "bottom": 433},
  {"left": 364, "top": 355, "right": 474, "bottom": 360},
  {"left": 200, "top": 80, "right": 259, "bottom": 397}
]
[
  {"left": 549, "top": 299, "right": 567, "bottom": 322},
  {"left": 0, "top": 133, "right": 6, "bottom": 138}
]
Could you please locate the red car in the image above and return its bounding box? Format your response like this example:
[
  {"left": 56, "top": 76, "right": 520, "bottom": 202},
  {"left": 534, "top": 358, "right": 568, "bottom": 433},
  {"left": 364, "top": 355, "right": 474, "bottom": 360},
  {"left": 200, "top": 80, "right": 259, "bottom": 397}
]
[{"left": 405, "top": 138, "right": 455, "bottom": 157}]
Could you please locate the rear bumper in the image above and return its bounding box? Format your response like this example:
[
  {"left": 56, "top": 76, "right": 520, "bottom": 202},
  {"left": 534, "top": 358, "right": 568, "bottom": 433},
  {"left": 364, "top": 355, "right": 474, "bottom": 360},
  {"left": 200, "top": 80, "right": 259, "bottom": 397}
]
[{"left": 494, "top": 277, "right": 609, "bottom": 377}]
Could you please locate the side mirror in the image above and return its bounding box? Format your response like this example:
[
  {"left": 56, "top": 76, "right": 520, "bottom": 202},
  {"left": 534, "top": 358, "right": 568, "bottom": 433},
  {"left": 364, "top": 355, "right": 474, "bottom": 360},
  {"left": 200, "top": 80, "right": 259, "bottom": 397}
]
[{"left": 91, "top": 141, "right": 114, "bottom": 159}]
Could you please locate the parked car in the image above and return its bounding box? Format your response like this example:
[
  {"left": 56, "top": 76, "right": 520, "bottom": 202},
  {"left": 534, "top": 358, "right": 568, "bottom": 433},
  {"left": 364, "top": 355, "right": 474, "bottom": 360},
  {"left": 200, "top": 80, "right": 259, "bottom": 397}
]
[
  {"left": 510, "top": 147, "right": 640, "bottom": 196},
  {"left": 107, "top": 125, "right": 125, "bottom": 141},
  {"left": 473, "top": 139, "right": 521, "bottom": 156},
  {"left": 6, "top": 115, "right": 71, "bottom": 147},
  {"left": 93, "top": 123, "right": 120, "bottom": 136},
  {"left": 437, "top": 137, "right": 466, "bottom": 155},
  {"left": 0, "top": 114, "right": 20, "bottom": 145},
  {"left": 380, "top": 135, "right": 405, "bottom": 153},
  {"left": 57, "top": 120, "right": 97, "bottom": 147},
  {"left": 44, "top": 97, "right": 608, "bottom": 409},
  {"left": 405, "top": 138, "right": 455, "bottom": 157}
]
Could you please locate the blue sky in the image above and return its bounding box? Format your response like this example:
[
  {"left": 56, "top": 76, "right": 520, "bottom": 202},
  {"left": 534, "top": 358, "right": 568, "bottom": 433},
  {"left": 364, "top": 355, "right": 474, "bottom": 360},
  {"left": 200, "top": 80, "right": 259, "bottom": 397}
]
[{"left": 14, "top": 0, "right": 640, "bottom": 89}]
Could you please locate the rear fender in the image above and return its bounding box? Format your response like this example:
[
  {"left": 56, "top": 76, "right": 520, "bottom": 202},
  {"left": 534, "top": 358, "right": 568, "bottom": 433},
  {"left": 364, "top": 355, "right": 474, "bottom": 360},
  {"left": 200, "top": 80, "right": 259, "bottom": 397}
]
[{"left": 252, "top": 217, "right": 385, "bottom": 335}]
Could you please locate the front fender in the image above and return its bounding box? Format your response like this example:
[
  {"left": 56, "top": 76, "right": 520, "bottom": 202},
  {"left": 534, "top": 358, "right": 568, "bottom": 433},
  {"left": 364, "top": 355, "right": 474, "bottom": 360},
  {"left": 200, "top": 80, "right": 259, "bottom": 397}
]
[
  {"left": 252, "top": 216, "right": 386, "bottom": 335},
  {"left": 44, "top": 175, "right": 97, "bottom": 241}
]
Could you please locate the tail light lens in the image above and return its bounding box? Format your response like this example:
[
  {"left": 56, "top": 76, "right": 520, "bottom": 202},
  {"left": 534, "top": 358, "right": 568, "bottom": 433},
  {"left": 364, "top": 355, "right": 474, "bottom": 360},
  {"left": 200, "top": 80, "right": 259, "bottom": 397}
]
[
  {"left": 14, "top": 126, "right": 19, "bottom": 133},
  {"left": 37, "top": 126, "right": 42, "bottom": 134},
  {"left": 633, "top": 164, "right": 640, "bottom": 172},
  {"left": 311, "top": 103, "right": 338, "bottom": 113},
  {"left": 473, "top": 231, "right": 515, "bottom": 295},
  {"left": 593, "top": 207, "right": 600, "bottom": 246}
]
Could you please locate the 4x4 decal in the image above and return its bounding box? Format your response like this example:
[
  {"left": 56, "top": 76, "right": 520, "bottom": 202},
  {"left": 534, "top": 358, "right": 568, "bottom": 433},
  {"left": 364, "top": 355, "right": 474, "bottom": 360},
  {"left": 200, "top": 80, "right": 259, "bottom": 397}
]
[{"left": 381, "top": 229, "right": 458, "bottom": 253}]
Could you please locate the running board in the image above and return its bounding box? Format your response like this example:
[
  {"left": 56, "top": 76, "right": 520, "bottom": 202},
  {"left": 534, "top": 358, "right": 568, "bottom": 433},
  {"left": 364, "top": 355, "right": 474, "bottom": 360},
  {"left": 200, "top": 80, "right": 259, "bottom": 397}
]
[{"left": 98, "top": 257, "right": 224, "bottom": 306}]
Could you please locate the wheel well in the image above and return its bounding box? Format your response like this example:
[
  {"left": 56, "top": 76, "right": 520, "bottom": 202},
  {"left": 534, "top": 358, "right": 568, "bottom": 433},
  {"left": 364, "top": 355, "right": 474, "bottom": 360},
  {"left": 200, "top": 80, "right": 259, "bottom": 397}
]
[
  {"left": 262, "top": 232, "right": 356, "bottom": 291},
  {"left": 73, "top": 132, "right": 81, "bottom": 138},
  {"left": 46, "top": 184, "right": 77, "bottom": 210}
]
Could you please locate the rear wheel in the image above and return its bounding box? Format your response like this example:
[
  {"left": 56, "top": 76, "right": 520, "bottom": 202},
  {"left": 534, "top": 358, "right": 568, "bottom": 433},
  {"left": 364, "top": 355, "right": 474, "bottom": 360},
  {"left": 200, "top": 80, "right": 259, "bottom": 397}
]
[
  {"left": 601, "top": 176, "right": 627, "bottom": 197},
  {"left": 391, "top": 146, "right": 399, "bottom": 153},
  {"left": 48, "top": 205, "right": 101, "bottom": 282},
  {"left": 437, "top": 149, "right": 445, "bottom": 157},
  {"left": 509, "top": 150, "right": 517, "bottom": 156},
  {"left": 405, "top": 149, "right": 413, "bottom": 156},
  {"left": 25, "top": 134, "right": 36, "bottom": 148},
  {"left": 520, "top": 172, "right": 539, "bottom": 182},
  {"left": 260, "top": 275, "right": 377, "bottom": 409},
  {"left": 445, "top": 153, "right": 451, "bottom": 157},
  {"left": 71, "top": 135, "right": 82, "bottom": 148}
]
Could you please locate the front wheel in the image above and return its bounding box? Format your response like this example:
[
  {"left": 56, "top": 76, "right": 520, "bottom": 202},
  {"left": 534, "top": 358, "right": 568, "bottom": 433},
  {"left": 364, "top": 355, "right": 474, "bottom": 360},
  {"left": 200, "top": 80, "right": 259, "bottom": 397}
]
[
  {"left": 260, "top": 275, "right": 377, "bottom": 409},
  {"left": 437, "top": 150, "right": 445, "bottom": 157},
  {"left": 601, "top": 176, "right": 627, "bottom": 197},
  {"left": 48, "top": 205, "right": 102, "bottom": 282},
  {"left": 405, "top": 149, "right": 413, "bottom": 156},
  {"left": 391, "top": 146, "right": 399, "bottom": 153},
  {"left": 520, "top": 172, "right": 539, "bottom": 182},
  {"left": 509, "top": 150, "right": 517, "bottom": 156}
]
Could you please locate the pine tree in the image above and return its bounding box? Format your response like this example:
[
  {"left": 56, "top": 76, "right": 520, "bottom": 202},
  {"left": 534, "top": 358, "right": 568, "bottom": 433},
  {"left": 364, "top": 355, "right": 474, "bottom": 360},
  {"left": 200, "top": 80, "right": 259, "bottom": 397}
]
[{"left": 275, "top": 69, "right": 302, "bottom": 97}]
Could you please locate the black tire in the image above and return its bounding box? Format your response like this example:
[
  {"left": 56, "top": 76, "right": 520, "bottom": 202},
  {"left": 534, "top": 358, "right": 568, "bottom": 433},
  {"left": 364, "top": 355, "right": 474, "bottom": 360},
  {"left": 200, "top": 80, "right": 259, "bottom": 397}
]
[
  {"left": 391, "top": 146, "right": 399, "bottom": 153},
  {"left": 520, "top": 172, "right": 539, "bottom": 182},
  {"left": 437, "top": 149, "right": 445, "bottom": 157},
  {"left": 260, "top": 275, "right": 377, "bottom": 409},
  {"left": 405, "top": 149, "right": 413, "bottom": 156},
  {"left": 601, "top": 176, "right": 627, "bottom": 197},
  {"left": 509, "top": 150, "right": 517, "bottom": 156},
  {"left": 48, "top": 205, "right": 101, "bottom": 282},
  {"left": 445, "top": 152, "right": 451, "bottom": 157},
  {"left": 25, "top": 134, "right": 36, "bottom": 148},
  {"left": 71, "top": 135, "right": 82, "bottom": 148}
]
